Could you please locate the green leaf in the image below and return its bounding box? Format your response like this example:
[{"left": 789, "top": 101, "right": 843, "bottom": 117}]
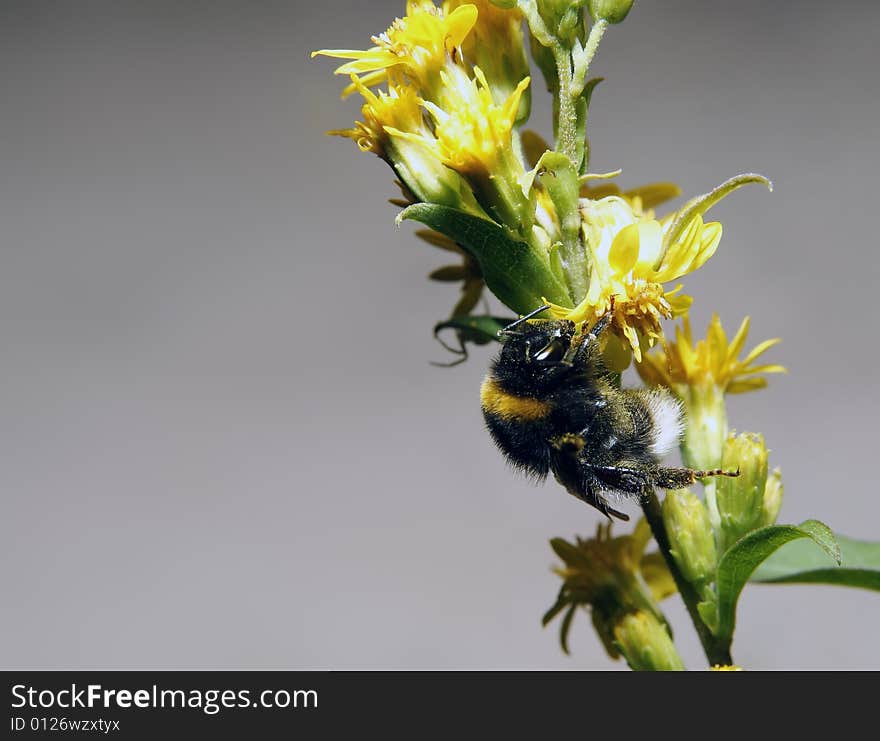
[
  {"left": 398, "top": 203, "right": 571, "bottom": 314},
  {"left": 428, "top": 265, "right": 468, "bottom": 282},
  {"left": 431, "top": 314, "right": 512, "bottom": 366},
  {"left": 751, "top": 533, "right": 880, "bottom": 591},
  {"left": 713, "top": 520, "right": 839, "bottom": 642},
  {"left": 583, "top": 77, "right": 603, "bottom": 109},
  {"left": 434, "top": 315, "right": 510, "bottom": 347},
  {"left": 655, "top": 172, "right": 773, "bottom": 270}
]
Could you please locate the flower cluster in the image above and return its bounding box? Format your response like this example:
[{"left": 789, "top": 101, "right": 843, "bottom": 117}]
[
  {"left": 314, "top": 1, "right": 770, "bottom": 359},
  {"left": 544, "top": 520, "right": 682, "bottom": 670}
]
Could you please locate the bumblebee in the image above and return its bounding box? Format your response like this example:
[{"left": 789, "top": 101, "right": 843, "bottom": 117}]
[{"left": 480, "top": 306, "right": 736, "bottom": 520}]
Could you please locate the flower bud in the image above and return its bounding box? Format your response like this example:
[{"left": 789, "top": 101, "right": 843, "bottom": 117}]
[
  {"left": 449, "top": 0, "right": 532, "bottom": 123},
  {"left": 761, "top": 468, "right": 784, "bottom": 527},
  {"left": 534, "top": 0, "right": 584, "bottom": 43},
  {"left": 717, "top": 432, "right": 769, "bottom": 550},
  {"left": 588, "top": 0, "right": 634, "bottom": 24},
  {"left": 680, "top": 385, "right": 728, "bottom": 474},
  {"left": 613, "top": 611, "right": 685, "bottom": 671},
  {"left": 662, "top": 489, "right": 717, "bottom": 588}
]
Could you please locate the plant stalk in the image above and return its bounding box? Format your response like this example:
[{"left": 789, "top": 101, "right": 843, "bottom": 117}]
[{"left": 641, "top": 489, "right": 733, "bottom": 667}]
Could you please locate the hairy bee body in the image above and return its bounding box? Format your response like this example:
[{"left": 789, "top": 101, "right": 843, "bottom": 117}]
[{"left": 480, "top": 315, "right": 719, "bottom": 520}]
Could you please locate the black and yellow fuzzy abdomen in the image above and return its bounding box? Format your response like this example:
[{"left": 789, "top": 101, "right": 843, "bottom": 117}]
[{"left": 480, "top": 376, "right": 553, "bottom": 479}]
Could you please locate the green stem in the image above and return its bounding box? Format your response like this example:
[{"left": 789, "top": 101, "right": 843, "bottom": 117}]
[
  {"left": 641, "top": 489, "right": 733, "bottom": 667},
  {"left": 704, "top": 479, "right": 722, "bottom": 537},
  {"left": 579, "top": 19, "right": 608, "bottom": 86},
  {"left": 550, "top": 46, "right": 588, "bottom": 302},
  {"left": 552, "top": 45, "right": 578, "bottom": 166}
]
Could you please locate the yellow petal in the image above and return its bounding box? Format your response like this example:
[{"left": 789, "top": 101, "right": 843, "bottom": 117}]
[
  {"left": 608, "top": 223, "right": 641, "bottom": 276},
  {"left": 623, "top": 182, "right": 682, "bottom": 211},
  {"left": 725, "top": 316, "right": 751, "bottom": 365},
  {"left": 728, "top": 378, "right": 769, "bottom": 394},
  {"left": 740, "top": 363, "right": 787, "bottom": 376},
  {"left": 689, "top": 221, "right": 723, "bottom": 273},
  {"left": 741, "top": 337, "right": 782, "bottom": 367},
  {"left": 633, "top": 221, "right": 664, "bottom": 275},
  {"left": 445, "top": 4, "right": 479, "bottom": 47}
]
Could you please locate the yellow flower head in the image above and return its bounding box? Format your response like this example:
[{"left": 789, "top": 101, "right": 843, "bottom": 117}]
[
  {"left": 390, "top": 66, "right": 530, "bottom": 179},
  {"left": 444, "top": 0, "right": 530, "bottom": 119},
  {"left": 545, "top": 519, "right": 675, "bottom": 656},
  {"left": 550, "top": 519, "right": 670, "bottom": 612},
  {"left": 330, "top": 75, "right": 480, "bottom": 210},
  {"left": 548, "top": 194, "right": 722, "bottom": 363},
  {"left": 312, "top": 1, "right": 478, "bottom": 99},
  {"left": 330, "top": 77, "right": 426, "bottom": 155},
  {"left": 637, "top": 314, "right": 786, "bottom": 394}
]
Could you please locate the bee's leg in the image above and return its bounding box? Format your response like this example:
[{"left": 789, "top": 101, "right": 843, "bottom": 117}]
[
  {"left": 579, "top": 466, "right": 634, "bottom": 521},
  {"left": 551, "top": 437, "right": 631, "bottom": 520},
  {"left": 567, "top": 302, "right": 615, "bottom": 366},
  {"left": 587, "top": 464, "right": 652, "bottom": 497},
  {"left": 653, "top": 466, "right": 741, "bottom": 489},
  {"left": 586, "top": 488, "right": 631, "bottom": 522}
]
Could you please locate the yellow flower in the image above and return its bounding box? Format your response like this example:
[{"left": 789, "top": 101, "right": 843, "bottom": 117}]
[
  {"left": 312, "top": 1, "right": 478, "bottom": 99},
  {"left": 551, "top": 519, "right": 654, "bottom": 603},
  {"left": 391, "top": 66, "right": 530, "bottom": 179},
  {"left": 388, "top": 65, "right": 533, "bottom": 229},
  {"left": 544, "top": 519, "right": 678, "bottom": 661},
  {"left": 330, "top": 75, "right": 483, "bottom": 212},
  {"left": 547, "top": 194, "right": 722, "bottom": 363},
  {"left": 637, "top": 314, "right": 786, "bottom": 394},
  {"left": 444, "top": 0, "right": 530, "bottom": 120},
  {"left": 637, "top": 314, "right": 785, "bottom": 472},
  {"left": 330, "top": 77, "right": 425, "bottom": 156}
]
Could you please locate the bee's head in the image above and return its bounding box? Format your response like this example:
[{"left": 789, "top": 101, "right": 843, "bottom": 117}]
[{"left": 492, "top": 319, "right": 581, "bottom": 395}]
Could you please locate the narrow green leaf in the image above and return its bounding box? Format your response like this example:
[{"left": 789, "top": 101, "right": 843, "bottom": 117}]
[
  {"left": 714, "top": 520, "right": 839, "bottom": 642},
  {"left": 428, "top": 265, "right": 468, "bottom": 282},
  {"left": 399, "top": 203, "right": 571, "bottom": 314},
  {"left": 655, "top": 173, "right": 773, "bottom": 270},
  {"left": 583, "top": 77, "right": 603, "bottom": 108},
  {"left": 432, "top": 314, "right": 512, "bottom": 366},
  {"left": 433, "top": 315, "right": 511, "bottom": 347},
  {"left": 752, "top": 533, "right": 880, "bottom": 591}
]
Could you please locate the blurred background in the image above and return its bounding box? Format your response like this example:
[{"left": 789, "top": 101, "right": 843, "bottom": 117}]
[{"left": 2, "top": 0, "right": 878, "bottom": 670}]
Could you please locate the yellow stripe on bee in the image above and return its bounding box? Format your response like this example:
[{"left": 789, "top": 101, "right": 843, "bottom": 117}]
[{"left": 480, "top": 377, "right": 552, "bottom": 421}]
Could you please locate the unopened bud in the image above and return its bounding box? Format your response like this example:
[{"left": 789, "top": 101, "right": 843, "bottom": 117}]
[
  {"left": 717, "top": 432, "right": 769, "bottom": 550},
  {"left": 663, "top": 489, "right": 717, "bottom": 588},
  {"left": 534, "top": 0, "right": 583, "bottom": 43},
  {"left": 613, "top": 611, "right": 685, "bottom": 672},
  {"left": 680, "top": 385, "right": 728, "bottom": 474},
  {"left": 588, "top": 0, "right": 634, "bottom": 24}
]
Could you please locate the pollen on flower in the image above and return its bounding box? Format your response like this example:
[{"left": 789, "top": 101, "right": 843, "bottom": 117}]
[{"left": 546, "top": 194, "right": 721, "bottom": 364}]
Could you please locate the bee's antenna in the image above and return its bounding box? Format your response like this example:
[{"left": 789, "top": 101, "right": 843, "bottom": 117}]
[{"left": 498, "top": 304, "right": 551, "bottom": 337}]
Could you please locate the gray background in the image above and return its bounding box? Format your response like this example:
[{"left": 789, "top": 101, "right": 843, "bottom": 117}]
[{"left": 2, "top": 0, "right": 878, "bottom": 670}]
